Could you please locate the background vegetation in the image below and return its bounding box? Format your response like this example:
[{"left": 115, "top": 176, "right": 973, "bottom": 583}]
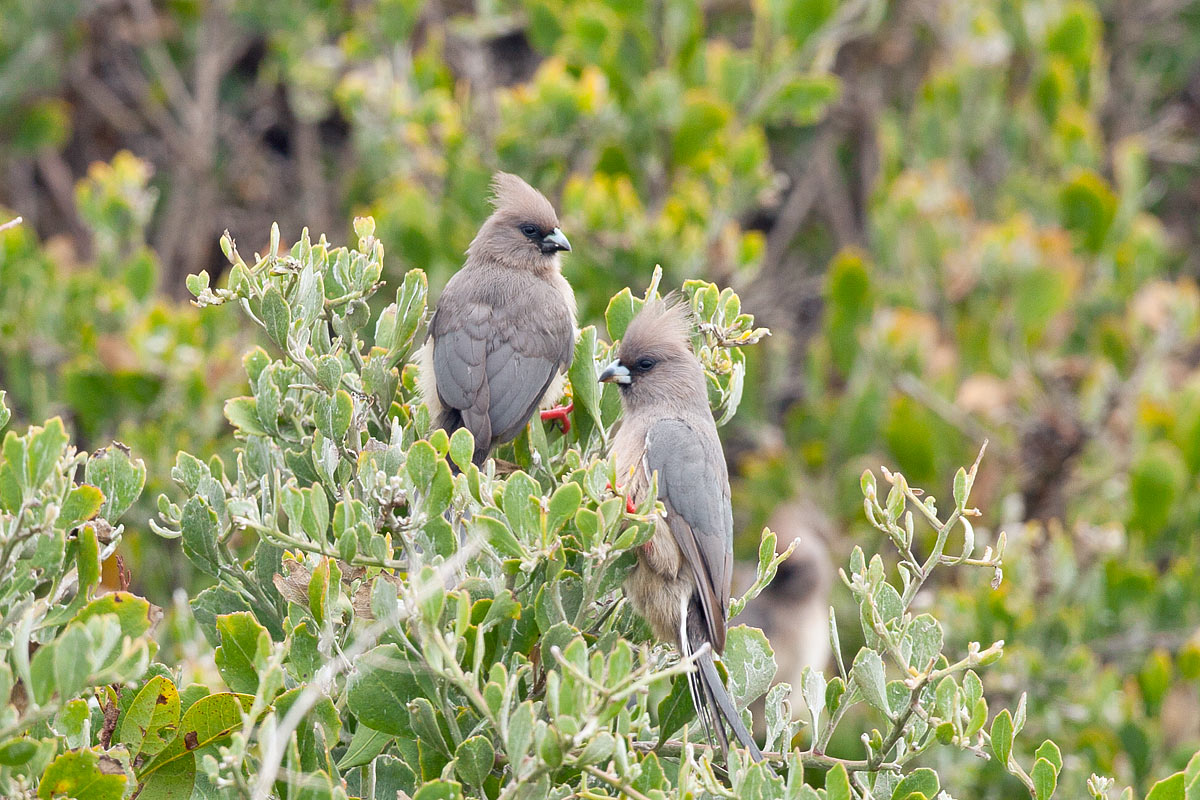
[{"left": 1, "top": 0, "right": 1199, "bottom": 797}]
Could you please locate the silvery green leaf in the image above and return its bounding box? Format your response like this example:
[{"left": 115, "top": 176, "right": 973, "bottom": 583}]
[
  {"left": 802, "top": 666, "right": 827, "bottom": 739},
  {"left": 850, "top": 648, "right": 890, "bottom": 717}
]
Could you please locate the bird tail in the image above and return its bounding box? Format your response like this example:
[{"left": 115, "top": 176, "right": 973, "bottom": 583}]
[{"left": 679, "top": 597, "right": 764, "bottom": 763}]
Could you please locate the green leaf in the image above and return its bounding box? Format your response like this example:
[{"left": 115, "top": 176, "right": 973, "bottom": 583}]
[
  {"left": 825, "top": 763, "right": 851, "bottom": 800},
  {"left": 908, "top": 614, "right": 944, "bottom": 671},
  {"left": 308, "top": 557, "right": 331, "bottom": 627},
  {"left": 1185, "top": 751, "right": 1200, "bottom": 795},
  {"left": 74, "top": 592, "right": 155, "bottom": 640},
  {"left": 454, "top": 735, "right": 495, "bottom": 787},
  {"left": 472, "top": 513, "right": 524, "bottom": 559},
  {"left": 137, "top": 693, "right": 254, "bottom": 785},
  {"left": 375, "top": 754, "right": 419, "bottom": 799},
  {"left": 338, "top": 725, "right": 392, "bottom": 770},
  {"left": 892, "top": 769, "right": 939, "bottom": 800},
  {"left": 1035, "top": 740, "right": 1063, "bottom": 773},
  {"left": 408, "top": 439, "right": 438, "bottom": 488},
  {"left": 314, "top": 354, "right": 343, "bottom": 392},
  {"left": 0, "top": 391, "right": 8, "bottom": 429},
  {"left": 75, "top": 523, "right": 101, "bottom": 592},
  {"left": 449, "top": 428, "right": 474, "bottom": 471},
  {"left": 346, "top": 645, "right": 422, "bottom": 736},
  {"left": 1059, "top": 169, "right": 1116, "bottom": 253},
  {"left": 261, "top": 285, "right": 291, "bottom": 349},
  {"left": 215, "top": 612, "right": 271, "bottom": 695},
  {"left": 55, "top": 699, "right": 89, "bottom": 745},
  {"left": 801, "top": 666, "right": 827, "bottom": 739},
  {"left": 991, "top": 709, "right": 1014, "bottom": 766},
  {"left": 29, "top": 642, "right": 56, "bottom": 705},
  {"left": 180, "top": 497, "right": 221, "bottom": 577},
  {"left": 133, "top": 745, "right": 195, "bottom": 800},
  {"left": 547, "top": 482, "right": 582, "bottom": 536},
  {"left": 568, "top": 326, "right": 602, "bottom": 430},
  {"left": 953, "top": 467, "right": 968, "bottom": 509},
  {"left": 724, "top": 625, "right": 776, "bottom": 707},
  {"left": 28, "top": 417, "right": 68, "bottom": 490},
  {"left": 58, "top": 484, "right": 104, "bottom": 529},
  {"left": 1032, "top": 757, "right": 1058, "bottom": 800},
  {"left": 656, "top": 674, "right": 697, "bottom": 743},
  {"left": 317, "top": 390, "right": 354, "bottom": 440},
  {"left": 506, "top": 700, "right": 535, "bottom": 767},
  {"left": 825, "top": 249, "right": 873, "bottom": 375},
  {"left": 119, "top": 675, "right": 180, "bottom": 762},
  {"left": 605, "top": 287, "right": 638, "bottom": 340},
  {"left": 224, "top": 396, "right": 268, "bottom": 437},
  {"left": 413, "top": 781, "right": 464, "bottom": 800},
  {"left": 38, "top": 748, "right": 128, "bottom": 800},
  {"left": 191, "top": 585, "right": 252, "bottom": 647},
  {"left": 764, "top": 74, "right": 840, "bottom": 125},
  {"left": 1146, "top": 772, "right": 1185, "bottom": 800},
  {"left": 672, "top": 91, "right": 731, "bottom": 165},
  {"left": 0, "top": 737, "right": 37, "bottom": 766},
  {"left": 503, "top": 472, "right": 540, "bottom": 541},
  {"left": 851, "top": 648, "right": 890, "bottom": 716},
  {"left": 54, "top": 624, "right": 91, "bottom": 700},
  {"left": 185, "top": 270, "right": 209, "bottom": 296},
  {"left": 1128, "top": 443, "right": 1186, "bottom": 537}
]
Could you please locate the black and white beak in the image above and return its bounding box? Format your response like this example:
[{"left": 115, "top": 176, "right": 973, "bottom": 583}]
[
  {"left": 599, "top": 360, "right": 631, "bottom": 385},
  {"left": 540, "top": 227, "right": 572, "bottom": 254}
]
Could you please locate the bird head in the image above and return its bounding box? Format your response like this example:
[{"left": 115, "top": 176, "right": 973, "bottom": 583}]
[
  {"left": 599, "top": 296, "right": 708, "bottom": 412},
  {"left": 468, "top": 172, "right": 571, "bottom": 270}
]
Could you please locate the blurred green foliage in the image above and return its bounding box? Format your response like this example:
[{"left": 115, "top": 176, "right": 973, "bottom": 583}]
[{"left": 0, "top": 0, "right": 1198, "bottom": 796}]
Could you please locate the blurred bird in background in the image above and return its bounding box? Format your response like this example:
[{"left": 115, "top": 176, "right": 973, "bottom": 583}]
[
  {"left": 736, "top": 499, "right": 835, "bottom": 736},
  {"left": 601, "top": 297, "right": 764, "bottom": 762},
  {"left": 419, "top": 172, "right": 575, "bottom": 466}
]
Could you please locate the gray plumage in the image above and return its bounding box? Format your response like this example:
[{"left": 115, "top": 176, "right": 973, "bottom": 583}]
[
  {"left": 418, "top": 173, "right": 576, "bottom": 466},
  {"left": 600, "top": 298, "right": 763, "bottom": 763}
]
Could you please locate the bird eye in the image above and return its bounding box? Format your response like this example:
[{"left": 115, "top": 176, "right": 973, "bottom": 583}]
[
  {"left": 519, "top": 224, "right": 539, "bottom": 237},
  {"left": 635, "top": 358, "right": 656, "bottom": 372}
]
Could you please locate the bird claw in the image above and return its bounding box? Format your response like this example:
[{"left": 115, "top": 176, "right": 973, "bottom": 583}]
[{"left": 540, "top": 401, "right": 573, "bottom": 433}]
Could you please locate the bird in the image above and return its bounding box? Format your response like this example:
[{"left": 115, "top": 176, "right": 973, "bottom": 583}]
[
  {"left": 599, "top": 297, "right": 764, "bottom": 763},
  {"left": 736, "top": 499, "right": 834, "bottom": 735},
  {"left": 418, "top": 173, "right": 576, "bottom": 467}
]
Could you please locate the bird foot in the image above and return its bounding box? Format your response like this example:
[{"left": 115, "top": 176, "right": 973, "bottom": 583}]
[{"left": 540, "top": 401, "right": 573, "bottom": 433}]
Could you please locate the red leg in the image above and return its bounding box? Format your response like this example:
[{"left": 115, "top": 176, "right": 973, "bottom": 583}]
[
  {"left": 605, "top": 481, "right": 639, "bottom": 515},
  {"left": 539, "top": 401, "right": 574, "bottom": 434}
]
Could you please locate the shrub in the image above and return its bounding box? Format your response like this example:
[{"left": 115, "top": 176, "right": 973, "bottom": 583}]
[{"left": 10, "top": 221, "right": 1194, "bottom": 799}]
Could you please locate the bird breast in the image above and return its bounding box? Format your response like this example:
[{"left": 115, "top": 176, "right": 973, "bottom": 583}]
[{"left": 612, "top": 426, "right": 683, "bottom": 578}]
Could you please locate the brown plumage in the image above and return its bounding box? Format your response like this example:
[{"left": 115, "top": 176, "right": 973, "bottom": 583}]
[
  {"left": 600, "top": 297, "right": 763, "bottom": 762},
  {"left": 419, "top": 173, "right": 576, "bottom": 466}
]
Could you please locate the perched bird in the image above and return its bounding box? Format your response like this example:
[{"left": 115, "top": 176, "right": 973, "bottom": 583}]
[
  {"left": 418, "top": 173, "right": 576, "bottom": 466},
  {"left": 600, "top": 298, "right": 763, "bottom": 762}
]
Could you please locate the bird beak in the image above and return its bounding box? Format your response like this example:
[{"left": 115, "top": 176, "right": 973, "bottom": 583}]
[
  {"left": 599, "top": 360, "right": 631, "bottom": 385},
  {"left": 540, "top": 227, "right": 572, "bottom": 254}
]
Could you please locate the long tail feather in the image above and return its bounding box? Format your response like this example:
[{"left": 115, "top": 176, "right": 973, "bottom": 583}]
[
  {"left": 696, "top": 648, "right": 762, "bottom": 762},
  {"left": 680, "top": 594, "right": 720, "bottom": 754},
  {"left": 683, "top": 593, "right": 764, "bottom": 763}
]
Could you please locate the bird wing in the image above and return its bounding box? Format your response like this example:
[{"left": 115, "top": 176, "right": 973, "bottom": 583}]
[
  {"left": 483, "top": 289, "right": 574, "bottom": 443},
  {"left": 430, "top": 276, "right": 573, "bottom": 451},
  {"left": 430, "top": 297, "right": 493, "bottom": 445},
  {"left": 643, "top": 418, "right": 734, "bottom": 653}
]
